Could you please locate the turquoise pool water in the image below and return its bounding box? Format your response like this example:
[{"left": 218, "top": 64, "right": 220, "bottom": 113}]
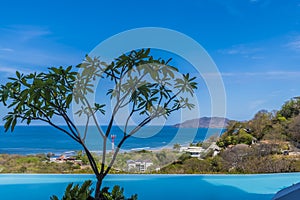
[{"left": 0, "top": 173, "right": 299, "bottom": 199}]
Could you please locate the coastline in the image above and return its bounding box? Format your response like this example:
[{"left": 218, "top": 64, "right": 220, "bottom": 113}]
[{"left": 0, "top": 125, "right": 224, "bottom": 155}]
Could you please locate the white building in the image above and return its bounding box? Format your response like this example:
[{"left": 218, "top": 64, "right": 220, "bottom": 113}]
[
  {"left": 180, "top": 142, "right": 221, "bottom": 158},
  {"left": 181, "top": 146, "right": 205, "bottom": 158},
  {"left": 127, "top": 159, "right": 153, "bottom": 172},
  {"left": 206, "top": 142, "right": 221, "bottom": 157}
]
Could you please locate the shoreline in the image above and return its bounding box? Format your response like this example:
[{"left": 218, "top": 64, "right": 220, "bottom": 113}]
[{"left": 0, "top": 146, "right": 176, "bottom": 156}]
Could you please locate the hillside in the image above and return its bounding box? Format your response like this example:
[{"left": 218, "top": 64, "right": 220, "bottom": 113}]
[{"left": 174, "top": 117, "right": 230, "bottom": 128}]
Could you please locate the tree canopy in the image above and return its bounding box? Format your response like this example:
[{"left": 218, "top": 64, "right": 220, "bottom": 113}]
[{"left": 0, "top": 48, "right": 197, "bottom": 199}]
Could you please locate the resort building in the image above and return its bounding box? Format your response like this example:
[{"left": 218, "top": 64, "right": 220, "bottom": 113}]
[
  {"left": 180, "top": 142, "right": 221, "bottom": 158},
  {"left": 49, "top": 151, "right": 82, "bottom": 165},
  {"left": 126, "top": 159, "right": 153, "bottom": 172},
  {"left": 180, "top": 146, "right": 205, "bottom": 158}
]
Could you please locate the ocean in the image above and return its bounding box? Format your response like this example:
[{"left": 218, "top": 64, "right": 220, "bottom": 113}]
[{"left": 0, "top": 125, "right": 223, "bottom": 155}]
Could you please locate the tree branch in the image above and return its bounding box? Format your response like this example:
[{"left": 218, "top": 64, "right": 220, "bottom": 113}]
[
  {"left": 82, "top": 115, "right": 90, "bottom": 142},
  {"left": 124, "top": 100, "right": 136, "bottom": 135},
  {"left": 103, "top": 115, "right": 153, "bottom": 176},
  {"left": 82, "top": 96, "right": 105, "bottom": 138},
  {"left": 80, "top": 141, "right": 100, "bottom": 176}
]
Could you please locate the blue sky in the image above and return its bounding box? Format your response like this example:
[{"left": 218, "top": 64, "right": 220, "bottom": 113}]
[{"left": 0, "top": 0, "right": 300, "bottom": 122}]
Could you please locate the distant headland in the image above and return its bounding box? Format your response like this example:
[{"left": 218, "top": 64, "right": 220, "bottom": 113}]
[{"left": 174, "top": 117, "right": 230, "bottom": 128}]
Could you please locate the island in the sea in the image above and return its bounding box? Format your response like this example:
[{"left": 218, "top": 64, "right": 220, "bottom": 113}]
[{"left": 174, "top": 117, "right": 230, "bottom": 128}]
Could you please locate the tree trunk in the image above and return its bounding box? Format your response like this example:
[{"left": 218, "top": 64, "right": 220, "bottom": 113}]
[
  {"left": 81, "top": 146, "right": 104, "bottom": 200},
  {"left": 94, "top": 177, "right": 103, "bottom": 200}
]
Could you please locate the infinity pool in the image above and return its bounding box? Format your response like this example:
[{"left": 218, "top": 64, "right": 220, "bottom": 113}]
[{"left": 0, "top": 173, "right": 299, "bottom": 200}]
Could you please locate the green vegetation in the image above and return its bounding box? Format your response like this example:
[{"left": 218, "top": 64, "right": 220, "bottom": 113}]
[
  {"left": 98, "top": 185, "right": 137, "bottom": 200},
  {"left": 173, "top": 143, "right": 181, "bottom": 150},
  {"left": 161, "top": 97, "right": 300, "bottom": 174},
  {"left": 0, "top": 150, "right": 181, "bottom": 174},
  {"left": 50, "top": 180, "right": 94, "bottom": 200},
  {"left": 0, "top": 154, "right": 89, "bottom": 174},
  {"left": 216, "top": 127, "right": 254, "bottom": 148},
  {"left": 160, "top": 153, "right": 300, "bottom": 174},
  {"left": 51, "top": 180, "right": 137, "bottom": 200},
  {"left": 105, "top": 149, "right": 181, "bottom": 172},
  {"left": 217, "top": 97, "right": 300, "bottom": 148}
]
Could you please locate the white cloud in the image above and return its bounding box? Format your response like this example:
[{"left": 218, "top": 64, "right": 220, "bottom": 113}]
[
  {"left": 0, "top": 65, "right": 31, "bottom": 74},
  {"left": 265, "top": 71, "right": 300, "bottom": 76},
  {"left": 287, "top": 37, "right": 300, "bottom": 51},
  {"left": 0, "top": 25, "right": 51, "bottom": 42},
  {"left": 0, "top": 48, "right": 14, "bottom": 52},
  {"left": 0, "top": 66, "right": 19, "bottom": 74},
  {"left": 0, "top": 25, "right": 84, "bottom": 71},
  {"left": 220, "top": 71, "right": 300, "bottom": 78},
  {"left": 197, "top": 71, "right": 300, "bottom": 81},
  {"left": 218, "top": 44, "right": 263, "bottom": 59}
]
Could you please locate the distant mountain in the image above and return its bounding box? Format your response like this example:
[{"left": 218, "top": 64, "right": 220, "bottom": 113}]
[{"left": 174, "top": 117, "right": 230, "bottom": 128}]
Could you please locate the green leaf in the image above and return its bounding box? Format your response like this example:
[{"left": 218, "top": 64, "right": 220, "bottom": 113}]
[
  {"left": 145, "top": 48, "right": 150, "bottom": 56},
  {"left": 50, "top": 195, "right": 59, "bottom": 200},
  {"left": 66, "top": 94, "right": 73, "bottom": 106},
  {"left": 16, "top": 71, "right": 21, "bottom": 79},
  {"left": 11, "top": 117, "right": 17, "bottom": 132},
  {"left": 85, "top": 55, "right": 93, "bottom": 62},
  {"left": 4, "top": 116, "right": 13, "bottom": 132},
  {"left": 66, "top": 65, "right": 72, "bottom": 72}
]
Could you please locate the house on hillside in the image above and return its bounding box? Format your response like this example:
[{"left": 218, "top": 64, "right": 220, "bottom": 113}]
[
  {"left": 49, "top": 151, "right": 82, "bottom": 165},
  {"left": 126, "top": 159, "right": 153, "bottom": 172},
  {"left": 180, "top": 146, "right": 205, "bottom": 158},
  {"left": 206, "top": 142, "right": 221, "bottom": 157}
]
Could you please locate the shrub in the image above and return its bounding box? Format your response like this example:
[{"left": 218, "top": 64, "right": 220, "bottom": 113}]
[
  {"left": 51, "top": 180, "right": 138, "bottom": 200},
  {"left": 100, "top": 185, "right": 137, "bottom": 200},
  {"left": 50, "top": 180, "right": 94, "bottom": 200},
  {"left": 237, "top": 132, "right": 253, "bottom": 145}
]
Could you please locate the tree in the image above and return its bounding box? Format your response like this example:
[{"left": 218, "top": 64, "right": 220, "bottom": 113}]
[
  {"left": 248, "top": 110, "right": 272, "bottom": 140},
  {"left": 0, "top": 49, "right": 197, "bottom": 199},
  {"left": 278, "top": 97, "right": 300, "bottom": 119},
  {"left": 173, "top": 143, "right": 181, "bottom": 151},
  {"left": 220, "top": 144, "right": 251, "bottom": 172},
  {"left": 288, "top": 115, "right": 300, "bottom": 147}
]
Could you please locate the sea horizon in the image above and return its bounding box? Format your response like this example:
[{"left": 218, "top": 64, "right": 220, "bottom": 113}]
[{"left": 0, "top": 125, "right": 224, "bottom": 155}]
